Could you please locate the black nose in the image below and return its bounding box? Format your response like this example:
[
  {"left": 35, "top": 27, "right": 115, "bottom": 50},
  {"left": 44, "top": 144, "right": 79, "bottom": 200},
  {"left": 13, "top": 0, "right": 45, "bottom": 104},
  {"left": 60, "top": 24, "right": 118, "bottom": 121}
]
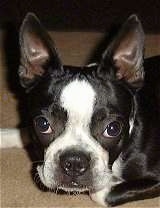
[{"left": 60, "top": 151, "right": 90, "bottom": 177}]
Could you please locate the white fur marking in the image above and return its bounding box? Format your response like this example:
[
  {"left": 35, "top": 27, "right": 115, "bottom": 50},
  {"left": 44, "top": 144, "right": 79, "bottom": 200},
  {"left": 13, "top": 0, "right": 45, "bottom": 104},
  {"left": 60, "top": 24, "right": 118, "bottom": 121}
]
[
  {"left": 61, "top": 79, "right": 96, "bottom": 126},
  {"left": 90, "top": 187, "right": 109, "bottom": 207},
  {"left": 90, "top": 175, "right": 122, "bottom": 207},
  {"left": 86, "top": 63, "right": 98, "bottom": 67},
  {"left": 112, "top": 154, "right": 124, "bottom": 179},
  {"left": 129, "top": 117, "right": 134, "bottom": 135}
]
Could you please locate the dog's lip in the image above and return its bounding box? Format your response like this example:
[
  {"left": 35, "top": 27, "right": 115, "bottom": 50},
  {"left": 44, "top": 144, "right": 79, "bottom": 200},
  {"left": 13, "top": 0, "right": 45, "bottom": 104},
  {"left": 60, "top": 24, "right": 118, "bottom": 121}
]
[
  {"left": 58, "top": 183, "right": 89, "bottom": 193},
  {"left": 64, "top": 180, "right": 82, "bottom": 188},
  {"left": 58, "top": 179, "right": 88, "bottom": 190},
  {"left": 58, "top": 173, "right": 84, "bottom": 188}
]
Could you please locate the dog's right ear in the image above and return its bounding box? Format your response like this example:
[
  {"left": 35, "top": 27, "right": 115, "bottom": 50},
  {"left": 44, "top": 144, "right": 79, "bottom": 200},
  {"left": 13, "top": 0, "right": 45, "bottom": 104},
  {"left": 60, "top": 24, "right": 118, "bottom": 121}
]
[
  {"left": 19, "top": 13, "right": 63, "bottom": 89},
  {"left": 98, "top": 15, "right": 145, "bottom": 89}
]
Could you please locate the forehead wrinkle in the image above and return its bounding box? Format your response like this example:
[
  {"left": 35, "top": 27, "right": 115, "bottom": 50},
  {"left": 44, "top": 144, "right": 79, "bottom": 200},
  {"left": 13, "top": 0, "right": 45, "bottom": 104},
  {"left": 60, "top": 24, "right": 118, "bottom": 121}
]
[{"left": 60, "top": 79, "right": 96, "bottom": 126}]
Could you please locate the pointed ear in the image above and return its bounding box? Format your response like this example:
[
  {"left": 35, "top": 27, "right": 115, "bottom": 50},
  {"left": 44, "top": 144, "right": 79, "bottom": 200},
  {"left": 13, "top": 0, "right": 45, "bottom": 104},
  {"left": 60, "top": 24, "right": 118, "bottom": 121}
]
[
  {"left": 101, "top": 14, "right": 145, "bottom": 89},
  {"left": 19, "top": 13, "right": 62, "bottom": 88}
]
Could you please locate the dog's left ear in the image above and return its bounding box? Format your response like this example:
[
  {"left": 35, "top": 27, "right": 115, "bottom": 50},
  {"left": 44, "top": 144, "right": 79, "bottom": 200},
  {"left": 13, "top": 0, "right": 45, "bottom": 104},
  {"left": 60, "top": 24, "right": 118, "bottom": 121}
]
[
  {"left": 99, "top": 15, "right": 145, "bottom": 89},
  {"left": 19, "top": 13, "right": 62, "bottom": 89}
]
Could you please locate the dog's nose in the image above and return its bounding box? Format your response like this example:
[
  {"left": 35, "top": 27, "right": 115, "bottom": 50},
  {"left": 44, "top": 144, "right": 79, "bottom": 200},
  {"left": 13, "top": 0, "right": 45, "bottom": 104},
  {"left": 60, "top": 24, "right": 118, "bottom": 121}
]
[{"left": 60, "top": 151, "right": 90, "bottom": 176}]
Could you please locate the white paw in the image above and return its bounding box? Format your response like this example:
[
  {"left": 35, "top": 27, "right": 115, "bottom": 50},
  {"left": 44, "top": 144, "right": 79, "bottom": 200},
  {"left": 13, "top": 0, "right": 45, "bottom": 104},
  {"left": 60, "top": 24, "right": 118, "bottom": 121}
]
[{"left": 90, "top": 187, "right": 110, "bottom": 207}]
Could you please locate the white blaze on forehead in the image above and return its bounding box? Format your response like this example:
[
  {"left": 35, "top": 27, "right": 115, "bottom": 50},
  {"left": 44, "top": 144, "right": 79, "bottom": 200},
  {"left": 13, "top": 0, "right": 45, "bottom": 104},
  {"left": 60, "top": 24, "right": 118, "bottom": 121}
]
[{"left": 60, "top": 79, "right": 96, "bottom": 126}]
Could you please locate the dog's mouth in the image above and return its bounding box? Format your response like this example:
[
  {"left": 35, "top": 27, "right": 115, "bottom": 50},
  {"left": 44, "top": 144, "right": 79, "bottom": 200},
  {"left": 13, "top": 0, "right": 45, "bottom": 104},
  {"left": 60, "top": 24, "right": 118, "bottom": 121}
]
[
  {"left": 58, "top": 180, "right": 89, "bottom": 193},
  {"left": 35, "top": 163, "right": 91, "bottom": 193},
  {"left": 55, "top": 172, "right": 91, "bottom": 192}
]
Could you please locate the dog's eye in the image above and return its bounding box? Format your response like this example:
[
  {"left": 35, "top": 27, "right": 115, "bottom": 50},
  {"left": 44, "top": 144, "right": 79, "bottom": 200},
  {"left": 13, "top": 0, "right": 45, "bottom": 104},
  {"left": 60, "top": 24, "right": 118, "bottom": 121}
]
[
  {"left": 103, "top": 121, "right": 122, "bottom": 138},
  {"left": 34, "top": 116, "right": 52, "bottom": 134}
]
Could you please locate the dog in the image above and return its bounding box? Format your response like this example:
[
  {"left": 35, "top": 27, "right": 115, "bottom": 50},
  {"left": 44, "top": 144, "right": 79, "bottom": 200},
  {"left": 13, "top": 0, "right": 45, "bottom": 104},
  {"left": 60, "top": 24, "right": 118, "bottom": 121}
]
[{"left": 11, "top": 13, "right": 160, "bottom": 206}]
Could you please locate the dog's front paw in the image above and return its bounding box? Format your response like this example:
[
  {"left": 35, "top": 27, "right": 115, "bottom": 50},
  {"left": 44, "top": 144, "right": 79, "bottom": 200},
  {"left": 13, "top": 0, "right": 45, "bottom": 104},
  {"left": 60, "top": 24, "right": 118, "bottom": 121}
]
[
  {"left": 105, "top": 192, "right": 119, "bottom": 207},
  {"left": 105, "top": 185, "right": 127, "bottom": 207},
  {"left": 90, "top": 187, "right": 110, "bottom": 207},
  {"left": 90, "top": 187, "right": 123, "bottom": 207}
]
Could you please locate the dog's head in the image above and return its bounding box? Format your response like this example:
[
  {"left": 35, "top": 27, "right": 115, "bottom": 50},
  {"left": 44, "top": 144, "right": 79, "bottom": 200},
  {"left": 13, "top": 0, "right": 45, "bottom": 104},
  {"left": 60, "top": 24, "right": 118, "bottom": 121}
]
[{"left": 19, "top": 14, "right": 144, "bottom": 193}]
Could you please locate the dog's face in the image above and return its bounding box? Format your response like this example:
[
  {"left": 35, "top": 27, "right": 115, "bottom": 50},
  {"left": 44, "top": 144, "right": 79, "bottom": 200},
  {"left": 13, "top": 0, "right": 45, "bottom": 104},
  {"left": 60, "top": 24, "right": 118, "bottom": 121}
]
[{"left": 19, "top": 14, "right": 144, "bottom": 193}]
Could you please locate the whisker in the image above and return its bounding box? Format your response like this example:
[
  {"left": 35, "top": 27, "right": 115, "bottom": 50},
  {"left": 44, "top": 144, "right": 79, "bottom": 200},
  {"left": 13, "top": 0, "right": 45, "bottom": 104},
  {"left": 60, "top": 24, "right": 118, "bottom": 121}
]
[{"left": 55, "top": 186, "right": 58, "bottom": 194}]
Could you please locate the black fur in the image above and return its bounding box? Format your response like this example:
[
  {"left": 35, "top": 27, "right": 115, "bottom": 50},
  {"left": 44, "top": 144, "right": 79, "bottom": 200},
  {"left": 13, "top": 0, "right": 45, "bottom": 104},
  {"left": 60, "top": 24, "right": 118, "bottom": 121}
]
[{"left": 105, "top": 56, "right": 160, "bottom": 205}]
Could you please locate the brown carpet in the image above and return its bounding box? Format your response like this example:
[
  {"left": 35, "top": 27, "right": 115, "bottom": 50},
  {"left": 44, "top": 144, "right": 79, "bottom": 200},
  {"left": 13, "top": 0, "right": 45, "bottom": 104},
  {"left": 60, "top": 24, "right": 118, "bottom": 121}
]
[{"left": 0, "top": 31, "right": 160, "bottom": 207}]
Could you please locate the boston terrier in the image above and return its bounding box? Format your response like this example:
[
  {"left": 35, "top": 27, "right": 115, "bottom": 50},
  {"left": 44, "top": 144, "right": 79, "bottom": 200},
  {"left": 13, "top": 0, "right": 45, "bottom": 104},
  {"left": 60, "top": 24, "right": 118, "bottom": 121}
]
[{"left": 18, "top": 13, "right": 160, "bottom": 206}]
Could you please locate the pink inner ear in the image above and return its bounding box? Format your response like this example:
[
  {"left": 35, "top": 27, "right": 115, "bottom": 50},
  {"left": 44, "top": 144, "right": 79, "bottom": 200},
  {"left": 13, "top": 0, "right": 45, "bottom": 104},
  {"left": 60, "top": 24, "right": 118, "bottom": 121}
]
[
  {"left": 24, "top": 32, "right": 49, "bottom": 65},
  {"left": 113, "top": 31, "right": 140, "bottom": 82},
  {"left": 20, "top": 32, "right": 50, "bottom": 80},
  {"left": 20, "top": 62, "right": 45, "bottom": 80}
]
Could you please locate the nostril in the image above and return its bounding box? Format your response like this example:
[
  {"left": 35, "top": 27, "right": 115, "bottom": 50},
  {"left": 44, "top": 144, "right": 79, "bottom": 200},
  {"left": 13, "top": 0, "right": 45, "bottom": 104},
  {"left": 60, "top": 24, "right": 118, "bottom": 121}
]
[{"left": 60, "top": 151, "right": 90, "bottom": 176}]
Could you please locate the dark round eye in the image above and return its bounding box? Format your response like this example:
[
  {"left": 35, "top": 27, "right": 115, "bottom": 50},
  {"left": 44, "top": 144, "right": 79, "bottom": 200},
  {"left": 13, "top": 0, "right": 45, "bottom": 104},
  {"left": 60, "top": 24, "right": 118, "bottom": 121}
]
[
  {"left": 34, "top": 116, "right": 52, "bottom": 134},
  {"left": 103, "top": 121, "right": 122, "bottom": 138}
]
